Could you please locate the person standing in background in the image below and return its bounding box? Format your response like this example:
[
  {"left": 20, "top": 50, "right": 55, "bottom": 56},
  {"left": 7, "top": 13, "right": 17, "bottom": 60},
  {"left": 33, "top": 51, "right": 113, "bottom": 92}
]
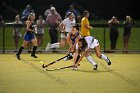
[
  {"left": 46, "top": 7, "right": 62, "bottom": 52},
  {"left": 0, "top": 14, "right": 4, "bottom": 25},
  {"left": 44, "top": 5, "right": 53, "bottom": 19},
  {"left": 35, "top": 15, "right": 45, "bottom": 51},
  {"left": 81, "top": 10, "right": 93, "bottom": 37},
  {"left": 108, "top": 16, "right": 119, "bottom": 51},
  {"left": 123, "top": 15, "right": 135, "bottom": 53},
  {"left": 66, "top": 4, "right": 79, "bottom": 20},
  {"left": 13, "top": 14, "right": 23, "bottom": 52}
]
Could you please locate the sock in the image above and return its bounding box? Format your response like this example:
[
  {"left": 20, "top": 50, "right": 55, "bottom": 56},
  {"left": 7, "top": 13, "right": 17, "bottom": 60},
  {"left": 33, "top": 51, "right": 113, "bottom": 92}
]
[
  {"left": 86, "top": 56, "right": 97, "bottom": 65},
  {"left": 101, "top": 54, "right": 109, "bottom": 63},
  {"left": 17, "top": 46, "right": 24, "bottom": 55},
  {"left": 31, "top": 46, "right": 37, "bottom": 56},
  {"left": 50, "top": 43, "right": 60, "bottom": 48}
]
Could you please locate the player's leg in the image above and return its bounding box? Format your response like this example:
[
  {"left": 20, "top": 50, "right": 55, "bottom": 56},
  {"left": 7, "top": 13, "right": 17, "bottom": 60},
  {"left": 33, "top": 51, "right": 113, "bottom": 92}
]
[
  {"left": 45, "top": 37, "right": 67, "bottom": 51},
  {"left": 85, "top": 51, "right": 98, "bottom": 70},
  {"left": 125, "top": 36, "right": 129, "bottom": 53},
  {"left": 13, "top": 36, "right": 17, "bottom": 50},
  {"left": 40, "top": 35, "right": 43, "bottom": 50},
  {"left": 94, "top": 45, "right": 111, "bottom": 66},
  {"left": 17, "top": 37, "right": 20, "bottom": 50},
  {"left": 31, "top": 38, "right": 38, "bottom": 58},
  {"left": 16, "top": 40, "right": 28, "bottom": 60}
]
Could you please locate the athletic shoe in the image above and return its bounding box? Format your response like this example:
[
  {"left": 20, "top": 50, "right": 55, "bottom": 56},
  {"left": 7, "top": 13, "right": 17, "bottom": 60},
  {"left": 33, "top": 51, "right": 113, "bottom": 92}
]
[
  {"left": 45, "top": 43, "right": 51, "bottom": 51},
  {"left": 16, "top": 54, "right": 21, "bottom": 60},
  {"left": 31, "top": 55, "right": 38, "bottom": 58},
  {"left": 93, "top": 64, "right": 98, "bottom": 70},
  {"left": 107, "top": 57, "right": 111, "bottom": 66}
]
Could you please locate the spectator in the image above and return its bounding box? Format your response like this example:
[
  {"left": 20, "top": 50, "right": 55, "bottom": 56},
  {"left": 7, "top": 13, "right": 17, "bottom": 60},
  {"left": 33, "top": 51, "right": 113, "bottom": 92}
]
[
  {"left": 66, "top": 4, "right": 80, "bottom": 21},
  {"left": 108, "top": 16, "right": 120, "bottom": 51},
  {"left": 46, "top": 7, "right": 62, "bottom": 52},
  {"left": 35, "top": 15, "right": 45, "bottom": 51},
  {"left": 44, "top": 5, "right": 53, "bottom": 19},
  {"left": 81, "top": 10, "right": 93, "bottom": 37},
  {"left": 12, "top": 14, "right": 23, "bottom": 51},
  {"left": 0, "top": 14, "right": 4, "bottom": 25},
  {"left": 21, "top": 5, "right": 32, "bottom": 22},
  {"left": 123, "top": 15, "right": 135, "bottom": 53}
]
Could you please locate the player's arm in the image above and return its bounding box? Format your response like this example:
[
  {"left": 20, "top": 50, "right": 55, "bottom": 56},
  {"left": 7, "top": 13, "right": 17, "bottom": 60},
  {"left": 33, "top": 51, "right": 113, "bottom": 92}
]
[
  {"left": 84, "top": 19, "right": 93, "bottom": 29},
  {"left": 26, "top": 21, "right": 33, "bottom": 32},
  {"left": 67, "top": 34, "right": 72, "bottom": 45},
  {"left": 74, "top": 50, "right": 88, "bottom": 67},
  {"left": 84, "top": 24, "right": 93, "bottom": 29},
  {"left": 59, "top": 22, "right": 66, "bottom": 32},
  {"left": 73, "top": 36, "right": 81, "bottom": 49}
]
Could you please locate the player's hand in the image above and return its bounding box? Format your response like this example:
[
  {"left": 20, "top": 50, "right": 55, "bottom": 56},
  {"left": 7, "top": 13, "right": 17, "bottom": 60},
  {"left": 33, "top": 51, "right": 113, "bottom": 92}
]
[
  {"left": 73, "top": 63, "right": 80, "bottom": 67},
  {"left": 90, "top": 26, "right": 93, "bottom": 29}
]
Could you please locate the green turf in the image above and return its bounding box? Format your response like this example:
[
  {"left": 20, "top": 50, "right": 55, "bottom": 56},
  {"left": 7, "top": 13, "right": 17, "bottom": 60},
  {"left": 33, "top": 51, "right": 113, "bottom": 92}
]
[
  {"left": 0, "top": 25, "right": 140, "bottom": 50},
  {"left": 0, "top": 54, "right": 140, "bottom": 93}
]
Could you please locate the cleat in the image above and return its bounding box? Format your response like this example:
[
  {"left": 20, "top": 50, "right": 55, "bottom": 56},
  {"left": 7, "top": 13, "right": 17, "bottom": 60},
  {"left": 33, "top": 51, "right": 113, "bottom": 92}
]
[
  {"left": 108, "top": 61, "right": 111, "bottom": 66},
  {"left": 42, "top": 64, "right": 48, "bottom": 68},
  {"left": 16, "top": 54, "right": 21, "bottom": 60},
  {"left": 107, "top": 57, "right": 111, "bottom": 66},
  {"left": 31, "top": 55, "right": 38, "bottom": 58},
  {"left": 93, "top": 64, "right": 98, "bottom": 70}
]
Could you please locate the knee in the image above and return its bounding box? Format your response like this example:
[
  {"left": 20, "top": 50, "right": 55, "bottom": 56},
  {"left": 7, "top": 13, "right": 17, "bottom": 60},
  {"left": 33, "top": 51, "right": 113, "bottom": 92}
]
[
  {"left": 96, "top": 54, "right": 101, "bottom": 58},
  {"left": 34, "top": 42, "right": 38, "bottom": 47}
]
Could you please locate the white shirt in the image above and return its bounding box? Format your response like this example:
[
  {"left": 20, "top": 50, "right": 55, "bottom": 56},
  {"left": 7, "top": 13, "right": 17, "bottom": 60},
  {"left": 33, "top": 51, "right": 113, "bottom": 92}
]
[
  {"left": 76, "top": 36, "right": 99, "bottom": 51},
  {"left": 62, "top": 18, "right": 76, "bottom": 33}
]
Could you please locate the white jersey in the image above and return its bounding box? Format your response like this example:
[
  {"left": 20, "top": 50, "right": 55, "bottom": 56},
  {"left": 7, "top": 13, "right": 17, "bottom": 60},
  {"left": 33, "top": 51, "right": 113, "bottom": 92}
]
[
  {"left": 76, "top": 36, "right": 99, "bottom": 51},
  {"left": 62, "top": 18, "right": 76, "bottom": 33}
]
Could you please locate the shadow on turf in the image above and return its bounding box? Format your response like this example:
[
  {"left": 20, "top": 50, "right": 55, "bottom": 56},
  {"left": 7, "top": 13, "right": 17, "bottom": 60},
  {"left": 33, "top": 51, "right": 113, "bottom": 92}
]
[
  {"left": 20, "top": 59, "right": 47, "bottom": 62},
  {"left": 73, "top": 69, "right": 114, "bottom": 73}
]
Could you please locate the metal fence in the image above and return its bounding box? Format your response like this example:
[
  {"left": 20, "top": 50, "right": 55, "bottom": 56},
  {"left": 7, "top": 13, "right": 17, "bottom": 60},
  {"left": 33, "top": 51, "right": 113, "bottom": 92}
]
[{"left": 0, "top": 23, "right": 140, "bottom": 53}]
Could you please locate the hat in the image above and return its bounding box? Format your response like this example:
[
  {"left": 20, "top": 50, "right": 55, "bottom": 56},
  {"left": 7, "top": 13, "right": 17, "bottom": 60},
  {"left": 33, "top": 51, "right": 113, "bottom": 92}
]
[{"left": 51, "top": 7, "right": 55, "bottom": 10}]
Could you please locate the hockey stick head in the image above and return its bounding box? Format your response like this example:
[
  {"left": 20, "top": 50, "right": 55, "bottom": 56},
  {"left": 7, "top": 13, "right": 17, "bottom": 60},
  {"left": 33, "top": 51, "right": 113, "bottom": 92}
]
[{"left": 42, "top": 64, "right": 48, "bottom": 68}]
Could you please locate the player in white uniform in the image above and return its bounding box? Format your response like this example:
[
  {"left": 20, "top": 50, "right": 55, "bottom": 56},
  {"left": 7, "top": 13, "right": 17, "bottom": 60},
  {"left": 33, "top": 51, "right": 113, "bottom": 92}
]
[
  {"left": 45, "top": 12, "right": 76, "bottom": 50},
  {"left": 73, "top": 36, "right": 111, "bottom": 70}
]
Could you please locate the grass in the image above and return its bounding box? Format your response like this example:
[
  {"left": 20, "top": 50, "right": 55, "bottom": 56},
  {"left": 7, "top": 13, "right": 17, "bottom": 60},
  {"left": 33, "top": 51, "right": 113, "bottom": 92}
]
[{"left": 0, "top": 53, "right": 140, "bottom": 93}]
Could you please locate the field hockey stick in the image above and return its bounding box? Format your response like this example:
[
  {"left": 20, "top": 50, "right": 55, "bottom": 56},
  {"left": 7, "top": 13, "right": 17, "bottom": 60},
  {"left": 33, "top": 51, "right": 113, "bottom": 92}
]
[
  {"left": 42, "top": 55, "right": 68, "bottom": 68},
  {"left": 46, "top": 64, "right": 80, "bottom": 71},
  {"left": 46, "top": 65, "right": 73, "bottom": 71}
]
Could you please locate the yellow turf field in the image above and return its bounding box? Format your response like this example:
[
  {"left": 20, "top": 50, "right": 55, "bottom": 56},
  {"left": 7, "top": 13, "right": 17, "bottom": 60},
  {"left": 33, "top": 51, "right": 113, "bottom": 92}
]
[{"left": 0, "top": 53, "right": 140, "bottom": 93}]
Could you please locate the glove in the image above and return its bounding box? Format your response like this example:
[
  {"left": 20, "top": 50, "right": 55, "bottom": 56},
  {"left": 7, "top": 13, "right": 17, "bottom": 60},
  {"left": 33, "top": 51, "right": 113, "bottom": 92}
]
[{"left": 67, "top": 52, "right": 73, "bottom": 59}]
